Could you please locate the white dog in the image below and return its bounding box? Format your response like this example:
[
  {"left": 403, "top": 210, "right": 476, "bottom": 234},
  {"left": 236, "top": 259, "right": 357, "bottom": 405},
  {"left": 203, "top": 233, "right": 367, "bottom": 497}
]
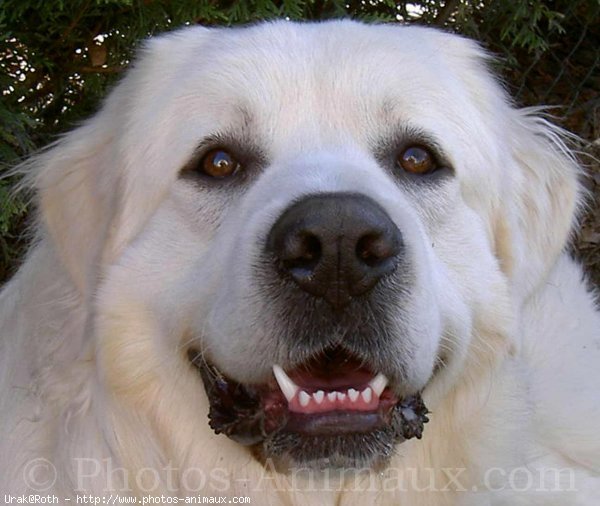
[{"left": 1, "top": 20, "right": 599, "bottom": 505}]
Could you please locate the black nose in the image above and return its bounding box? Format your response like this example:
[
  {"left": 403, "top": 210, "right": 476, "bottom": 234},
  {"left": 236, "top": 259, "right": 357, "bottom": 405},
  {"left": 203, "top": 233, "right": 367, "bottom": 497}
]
[{"left": 266, "top": 193, "right": 403, "bottom": 309}]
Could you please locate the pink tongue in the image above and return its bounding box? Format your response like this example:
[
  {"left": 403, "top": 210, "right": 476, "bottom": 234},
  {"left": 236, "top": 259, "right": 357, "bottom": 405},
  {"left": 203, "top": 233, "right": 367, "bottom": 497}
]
[
  {"left": 287, "top": 352, "right": 375, "bottom": 391},
  {"left": 289, "top": 369, "right": 374, "bottom": 391},
  {"left": 288, "top": 388, "right": 379, "bottom": 414}
]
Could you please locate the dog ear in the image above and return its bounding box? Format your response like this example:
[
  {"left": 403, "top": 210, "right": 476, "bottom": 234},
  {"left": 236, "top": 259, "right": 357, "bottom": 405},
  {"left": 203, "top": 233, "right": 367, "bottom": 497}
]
[
  {"left": 29, "top": 109, "right": 120, "bottom": 297},
  {"left": 28, "top": 27, "right": 212, "bottom": 298},
  {"left": 493, "top": 110, "right": 582, "bottom": 300},
  {"left": 429, "top": 31, "right": 583, "bottom": 300}
]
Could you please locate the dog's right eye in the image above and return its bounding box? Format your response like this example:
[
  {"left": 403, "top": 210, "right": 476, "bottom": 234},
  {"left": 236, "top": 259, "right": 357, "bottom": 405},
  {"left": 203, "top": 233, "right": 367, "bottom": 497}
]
[
  {"left": 397, "top": 145, "right": 437, "bottom": 175},
  {"left": 199, "top": 149, "right": 241, "bottom": 179}
]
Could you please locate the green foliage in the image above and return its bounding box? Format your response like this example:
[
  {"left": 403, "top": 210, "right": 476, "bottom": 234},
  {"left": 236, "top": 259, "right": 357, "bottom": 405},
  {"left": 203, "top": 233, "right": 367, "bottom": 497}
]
[
  {"left": 0, "top": 0, "right": 597, "bottom": 281},
  {"left": 0, "top": 182, "right": 25, "bottom": 236},
  {"left": 499, "top": 1, "right": 565, "bottom": 52},
  {"left": 0, "top": 178, "right": 27, "bottom": 280}
]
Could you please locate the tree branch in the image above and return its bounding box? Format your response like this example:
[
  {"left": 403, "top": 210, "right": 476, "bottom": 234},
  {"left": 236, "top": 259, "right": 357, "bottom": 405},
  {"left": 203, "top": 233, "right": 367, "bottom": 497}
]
[
  {"left": 60, "top": 0, "right": 93, "bottom": 43},
  {"left": 434, "top": 0, "right": 460, "bottom": 26},
  {"left": 78, "top": 65, "right": 125, "bottom": 74}
]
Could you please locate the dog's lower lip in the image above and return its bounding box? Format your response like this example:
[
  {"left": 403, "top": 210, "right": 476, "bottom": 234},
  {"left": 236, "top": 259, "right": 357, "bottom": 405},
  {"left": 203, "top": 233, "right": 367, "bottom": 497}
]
[
  {"left": 264, "top": 385, "right": 401, "bottom": 436},
  {"left": 285, "top": 411, "right": 384, "bottom": 435}
]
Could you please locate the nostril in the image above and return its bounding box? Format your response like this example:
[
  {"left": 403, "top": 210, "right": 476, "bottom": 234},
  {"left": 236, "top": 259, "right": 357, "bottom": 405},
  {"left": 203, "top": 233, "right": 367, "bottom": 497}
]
[
  {"left": 281, "top": 232, "right": 322, "bottom": 274},
  {"left": 356, "top": 233, "right": 397, "bottom": 267},
  {"left": 267, "top": 193, "right": 403, "bottom": 307}
]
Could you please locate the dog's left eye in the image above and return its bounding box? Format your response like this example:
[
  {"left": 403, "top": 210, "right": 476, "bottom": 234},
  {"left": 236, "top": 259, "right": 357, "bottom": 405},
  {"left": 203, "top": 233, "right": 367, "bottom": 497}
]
[
  {"left": 397, "top": 146, "right": 437, "bottom": 175},
  {"left": 199, "top": 149, "right": 241, "bottom": 178}
]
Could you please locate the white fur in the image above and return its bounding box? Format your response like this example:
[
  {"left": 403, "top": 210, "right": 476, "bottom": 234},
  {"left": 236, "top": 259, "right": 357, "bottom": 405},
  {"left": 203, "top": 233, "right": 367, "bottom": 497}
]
[{"left": 1, "top": 20, "right": 599, "bottom": 504}]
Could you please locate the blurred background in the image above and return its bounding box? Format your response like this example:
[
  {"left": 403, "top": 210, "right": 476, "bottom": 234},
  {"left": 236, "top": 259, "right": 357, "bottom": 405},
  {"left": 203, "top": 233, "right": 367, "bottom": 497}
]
[{"left": 1, "top": 0, "right": 599, "bottom": 284}]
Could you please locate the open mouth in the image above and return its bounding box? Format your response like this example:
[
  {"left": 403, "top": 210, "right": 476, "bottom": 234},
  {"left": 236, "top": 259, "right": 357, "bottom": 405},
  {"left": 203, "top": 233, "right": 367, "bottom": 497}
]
[
  {"left": 269, "top": 348, "right": 405, "bottom": 434},
  {"left": 189, "top": 346, "right": 429, "bottom": 468}
]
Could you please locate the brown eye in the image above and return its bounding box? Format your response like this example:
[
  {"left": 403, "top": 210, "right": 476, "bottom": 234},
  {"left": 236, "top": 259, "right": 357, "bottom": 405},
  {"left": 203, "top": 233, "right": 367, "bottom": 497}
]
[
  {"left": 200, "top": 149, "right": 240, "bottom": 178},
  {"left": 397, "top": 146, "right": 437, "bottom": 175}
]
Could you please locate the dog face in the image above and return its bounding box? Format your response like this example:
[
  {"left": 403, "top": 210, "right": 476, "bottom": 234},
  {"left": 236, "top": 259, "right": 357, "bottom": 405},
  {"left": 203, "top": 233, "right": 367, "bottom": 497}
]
[{"left": 34, "top": 21, "right": 579, "bottom": 471}]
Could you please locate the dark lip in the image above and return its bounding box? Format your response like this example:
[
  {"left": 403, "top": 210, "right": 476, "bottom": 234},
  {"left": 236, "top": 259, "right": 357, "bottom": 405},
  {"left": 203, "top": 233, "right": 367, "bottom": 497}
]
[
  {"left": 188, "top": 347, "right": 430, "bottom": 447},
  {"left": 286, "top": 411, "right": 385, "bottom": 435}
]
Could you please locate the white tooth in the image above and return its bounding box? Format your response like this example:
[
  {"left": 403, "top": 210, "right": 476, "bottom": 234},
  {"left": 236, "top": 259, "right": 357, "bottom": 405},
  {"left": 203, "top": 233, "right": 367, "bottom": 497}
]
[
  {"left": 299, "top": 391, "right": 311, "bottom": 407},
  {"left": 313, "top": 390, "right": 324, "bottom": 404},
  {"left": 368, "top": 373, "right": 388, "bottom": 397},
  {"left": 348, "top": 388, "right": 359, "bottom": 402},
  {"left": 327, "top": 392, "right": 337, "bottom": 402},
  {"left": 337, "top": 392, "right": 347, "bottom": 402},
  {"left": 361, "top": 387, "right": 373, "bottom": 403},
  {"left": 272, "top": 365, "right": 299, "bottom": 402}
]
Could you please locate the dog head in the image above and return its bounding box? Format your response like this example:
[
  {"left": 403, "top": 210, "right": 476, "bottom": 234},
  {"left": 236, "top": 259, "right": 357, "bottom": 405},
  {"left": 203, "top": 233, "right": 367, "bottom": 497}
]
[{"left": 31, "top": 20, "right": 580, "bottom": 470}]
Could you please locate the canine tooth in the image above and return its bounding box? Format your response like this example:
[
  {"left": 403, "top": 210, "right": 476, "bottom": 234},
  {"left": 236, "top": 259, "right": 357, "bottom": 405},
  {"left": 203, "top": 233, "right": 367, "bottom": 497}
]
[
  {"left": 337, "top": 392, "right": 347, "bottom": 402},
  {"left": 272, "top": 365, "right": 299, "bottom": 402},
  {"left": 361, "top": 387, "right": 373, "bottom": 403},
  {"left": 313, "top": 390, "right": 324, "bottom": 404},
  {"left": 348, "top": 388, "right": 359, "bottom": 402},
  {"left": 368, "top": 373, "right": 388, "bottom": 397},
  {"left": 327, "top": 392, "right": 337, "bottom": 402},
  {"left": 299, "top": 391, "right": 311, "bottom": 407}
]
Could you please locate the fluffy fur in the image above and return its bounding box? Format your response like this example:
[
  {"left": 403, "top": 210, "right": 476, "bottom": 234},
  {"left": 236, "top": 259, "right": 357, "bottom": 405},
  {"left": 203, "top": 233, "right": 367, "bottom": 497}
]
[{"left": 1, "top": 20, "right": 599, "bottom": 504}]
